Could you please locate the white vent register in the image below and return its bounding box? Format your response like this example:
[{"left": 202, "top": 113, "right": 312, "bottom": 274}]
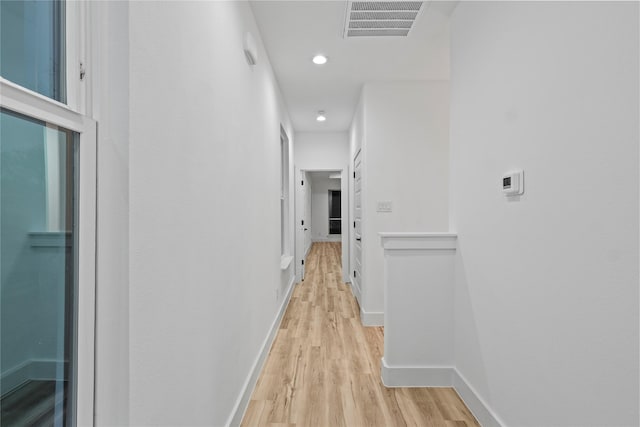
[{"left": 343, "top": 1, "right": 425, "bottom": 38}]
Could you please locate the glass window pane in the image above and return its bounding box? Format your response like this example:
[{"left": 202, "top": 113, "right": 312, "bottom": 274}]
[
  {"left": 1, "top": 0, "right": 66, "bottom": 102},
  {"left": 0, "top": 108, "right": 77, "bottom": 426},
  {"left": 329, "top": 190, "right": 341, "bottom": 218},
  {"left": 329, "top": 219, "right": 342, "bottom": 235}
]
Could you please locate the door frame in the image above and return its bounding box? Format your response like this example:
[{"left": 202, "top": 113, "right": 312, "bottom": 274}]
[{"left": 294, "top": 166, "right": 350, "bottom": 284}]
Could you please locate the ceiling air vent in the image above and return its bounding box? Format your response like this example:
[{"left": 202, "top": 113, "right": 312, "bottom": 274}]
[{"left": 343, "top": 1, "right": 425, "bottom": 38}]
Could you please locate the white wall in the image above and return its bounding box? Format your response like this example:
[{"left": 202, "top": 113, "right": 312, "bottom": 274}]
[
  {"left": 294, "top": 132, "right": 348, "bottom": 170},
  {"left": 351, "top": 81, "right": 450, "bottom": 324},
  {"left": 128, "top": 2, "right": 295, "bottom": 425},
  {"left": 90, "top": 1, "right": 130, "bottom": 424},
  {"left": 450, "top": 2, "right": 639, "bottom": 425},
  {"left": 309, "top": 173, "right": 341, "bottom": 242}
]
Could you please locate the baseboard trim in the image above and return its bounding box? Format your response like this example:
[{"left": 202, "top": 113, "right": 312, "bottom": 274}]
[
  {"left": 378, "top": 362, "right": 503, "bottom": 426},
  {"left": 453, "top": 369, "right": 504, "bottom": 427},
  {"left": 226, "top": 275, "right": 296, "bottom": 427},
  {"left": 381, "top": 358, "right": 453, "bottom": 387},
  {"left": 360, "top": 308, "right": 383, "bottom": 326},
  {"left": 1, "top": 359, "right": 66, "bottom": 395}
]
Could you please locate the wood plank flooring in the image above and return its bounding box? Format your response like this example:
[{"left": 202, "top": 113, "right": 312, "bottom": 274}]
[{"left": 242, "top": 242, "right": 480, "bottom": 427}]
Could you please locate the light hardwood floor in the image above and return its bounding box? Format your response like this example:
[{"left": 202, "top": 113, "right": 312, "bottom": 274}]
[{"left": 242, "top": 242, "right": 480, "bottom": 427}]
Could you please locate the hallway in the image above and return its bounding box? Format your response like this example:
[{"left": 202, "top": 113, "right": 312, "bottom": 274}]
[{"left": 242, "top": 242, "right": 480, "bottom": 426}]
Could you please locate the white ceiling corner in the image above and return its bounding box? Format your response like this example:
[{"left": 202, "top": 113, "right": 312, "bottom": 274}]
[{"left": 250, "top": 0, "right": 454, "bottom": 132}]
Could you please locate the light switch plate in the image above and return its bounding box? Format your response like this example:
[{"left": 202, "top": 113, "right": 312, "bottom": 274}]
[{"left": 377, "top": 201, "right": 393, "bottom": 212}]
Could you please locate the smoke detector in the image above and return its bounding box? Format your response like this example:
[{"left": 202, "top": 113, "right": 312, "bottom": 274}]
[{"left": 343, "top": 1, "right": 425, "bottom": 38}]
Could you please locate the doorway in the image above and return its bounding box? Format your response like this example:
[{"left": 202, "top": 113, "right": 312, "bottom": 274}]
[{"left": 295, "top": 168, "right": 349, "bottom": 284}]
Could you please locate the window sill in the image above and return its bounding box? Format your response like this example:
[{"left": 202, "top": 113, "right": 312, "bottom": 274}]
[{"left": 280, "top": 255, "right": 294, "bottom": 270}]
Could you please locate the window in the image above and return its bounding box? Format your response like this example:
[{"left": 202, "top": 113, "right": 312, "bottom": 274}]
[
  {"left": 1, "top": 0, "right": 67, "bottom": 102},
  {"left": 0, "top": 1, "right": 96, "bottom": 425},
  {"left": 280, "top": 131, "right": 289, "bottom": 256},
  {"left": 1, "top": 108, "right": 77, "bottom": 424},
  {"left": 329, "top": 190, "right": 341, "bottom": 235}
]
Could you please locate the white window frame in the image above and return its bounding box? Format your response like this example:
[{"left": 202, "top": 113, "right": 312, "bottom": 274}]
[
  {"left": 0, "top": 1, "right": 96, "bottom": 422},
  {"left": 65, "top": 0, "right": 88, "bottom": 114},
  {"left": 280, "top": 132, "right": 288, "bottom": 256},
  {"left": 280, "top": 127, "right": 292, "bottom": 267}
]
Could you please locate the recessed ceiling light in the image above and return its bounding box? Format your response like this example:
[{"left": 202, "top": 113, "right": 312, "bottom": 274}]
[
  {"left": 312, "top": 55, "right": 328, "bottom": 65},
  {"left": 316, "top": 111, "right": 327, "bottom": 122}
]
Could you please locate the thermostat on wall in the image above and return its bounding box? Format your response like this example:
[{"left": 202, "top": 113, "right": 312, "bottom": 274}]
[{"left": 502, "top": 170, "right": 524, "bottom": 196}]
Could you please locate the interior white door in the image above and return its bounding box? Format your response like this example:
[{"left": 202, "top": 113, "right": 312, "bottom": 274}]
[
  {"left": 303, "top": 174, "right": 311, "bottom": 257},
  {"left": 353, "top": 150, "right": 362, "bottom": 297},
  {"left": 295, "top": 168, "right": 307, "bottom": 282},
  {"left": 341, "top": 168, "right": 349, "bottom": 283}
]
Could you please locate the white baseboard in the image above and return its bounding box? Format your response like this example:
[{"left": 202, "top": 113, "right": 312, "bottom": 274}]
[
  {"left": 348, "top": 279, "right": 383, "bottom": 327},
  {"left": 453, "top": 369, "right": 504, "bottom": 427},
  {"left": 381, "top": 358, "right": 453, "bottom": 387},
  {"left": 1, "top": 359, "right": 66, "bottom": 394},
  {"left": 378, "top": 362, "right": 503, "bottom": 427},
  {"left": 360, "top": 308, "right": 383, "bottom": 326},
  {"left": 226, "top": 275, "right": 296, "bottom": 427}
]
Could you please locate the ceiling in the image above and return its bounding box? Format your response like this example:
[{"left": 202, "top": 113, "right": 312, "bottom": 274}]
[{"left": 250, "top": 1, "right": 457, "bottom": 133}]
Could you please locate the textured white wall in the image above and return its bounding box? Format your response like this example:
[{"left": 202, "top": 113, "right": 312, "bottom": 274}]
[
  {"left": 294, "top": 132, "right": 348, "bottom": 171},
  {"left": 128, "top": 2, "right": 294, "bottom": 425},
  {"left": 358, "top": 81, "right": 450, "bottom": 323},
  {"left": 450, "top": 2, "right": 639, "bottom": 425},
  {"left": 91, "top": 1, "right": 130, "bottom": 424}
]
